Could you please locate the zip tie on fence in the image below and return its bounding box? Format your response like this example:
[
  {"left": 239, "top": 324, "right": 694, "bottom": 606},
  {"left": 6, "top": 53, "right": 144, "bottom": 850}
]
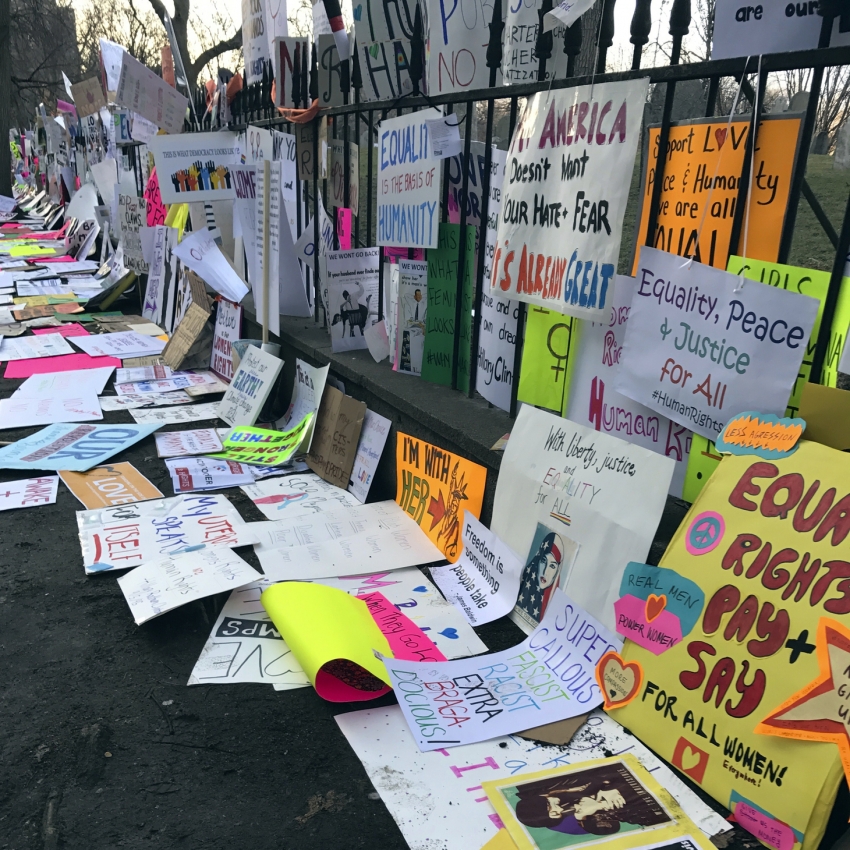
[
  {"left": 735, "top": 53, "right": 763, "bottom": 293},
  {"left": 680, "top": 55, "right": 751, "bottom": 270}
]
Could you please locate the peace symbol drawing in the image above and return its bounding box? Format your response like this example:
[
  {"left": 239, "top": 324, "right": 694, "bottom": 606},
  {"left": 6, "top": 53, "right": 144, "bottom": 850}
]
[{"left": 684, "top": 510, "right": 725, "bottom": 556}]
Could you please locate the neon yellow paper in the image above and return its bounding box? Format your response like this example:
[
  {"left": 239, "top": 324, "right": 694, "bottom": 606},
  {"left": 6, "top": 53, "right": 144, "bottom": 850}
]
[
  {"left": 9, "top": 246, "right": 56, "bottom": 257},
  {"left": 260, "top": 582, "right": 392, "bottom": 702},
  {"left": 166, "top": 202, "right": 189, "bottom": 237},
  {"left": 483, "top": 754, "right": 717, "bottom": 850},
  {"left": 516, "top": 307, "right": 574, "bottom": 413},
  {"left": 611, "top": 442, "right": 849, "bottom": 850},
  {"left": 213, "top": 416, "right": 313, "bottom": 466}
]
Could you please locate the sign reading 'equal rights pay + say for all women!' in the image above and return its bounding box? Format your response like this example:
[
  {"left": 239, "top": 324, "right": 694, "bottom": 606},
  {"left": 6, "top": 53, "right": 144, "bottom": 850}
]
[{"left": 615, "top": 247, "right": 819, "bottom": 442}]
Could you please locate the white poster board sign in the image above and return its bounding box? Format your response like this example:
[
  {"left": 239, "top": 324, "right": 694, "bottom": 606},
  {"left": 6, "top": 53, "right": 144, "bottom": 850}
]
[
  {"left": 115, "top": 51, "right": 189, "bottom": 134},
  {"left": 218, "top": 344, "right": 284, "bottom": 426},
  {"left": 491, "top": 78, "right": 649, "bottom": 322},
  {"left": 615, "top": 247, "right": 819, "bottom": 441},
  {"left": 242, "top": 0, "right": 271, "bottom": 84}
]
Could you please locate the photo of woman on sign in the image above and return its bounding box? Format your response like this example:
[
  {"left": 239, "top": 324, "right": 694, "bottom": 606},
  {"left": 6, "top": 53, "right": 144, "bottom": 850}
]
[{"left": 514, "top": 524, "right": 576, "bottom": 631}]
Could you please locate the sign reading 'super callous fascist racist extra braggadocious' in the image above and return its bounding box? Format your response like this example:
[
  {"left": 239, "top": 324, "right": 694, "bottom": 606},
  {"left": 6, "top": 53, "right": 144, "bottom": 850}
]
[{"left": 491, "top": 78, "right": 649, "bottom": 322}]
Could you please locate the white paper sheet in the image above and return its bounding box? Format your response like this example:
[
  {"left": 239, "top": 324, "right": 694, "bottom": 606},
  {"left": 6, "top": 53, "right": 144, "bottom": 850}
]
[
  {"left": 13, "top": 367, "right": 114, "bottom": 398},
  {"left": 166, "top": 456, "right": 255, "bottom": 492},
  {"left": 241, "top": 471, "right": 361, "bottom": 519},
  {"left": 99, "top": 391, "right": 191, "bottom": 410},
  {"left": 117, "top": 547, "right": 259, "bottom": 625},
  {"left": 114, "top": 50, "right": 189, "bottom": 135},
  {"left": 0, "top": 393, "right": 102, "bottom": 429},
  {"left": 172, "top": 227, "right": 248, "bottom": 304},
  {"left": 115, "top": 365, "right": 173, "bottom": 383},
  {"left": 0, "top": 334, "right": 74, "bottom": 361},
  {"left": 155, "top": 428, "right": 223, "bottom": 458},
  {"left": 129, "top": 402, "right": 222, "bottom": 425},
  {"left": 275, "top": 359, "right": 328, "bottom": 453},
  {"left": 347, "top": 409, "right": 391, "bottom": 502},
  {"left": 114, "top": 371, "right": 220, "bottom": 395},
  {"left": 71, "top": 331, "right": 166, "bottom": 359},
  {"left": 0, "top": 475, "right": 59, "bottom": 511},
  {"left": 217, "top": 345, "right": 283, "bottom": 427}
]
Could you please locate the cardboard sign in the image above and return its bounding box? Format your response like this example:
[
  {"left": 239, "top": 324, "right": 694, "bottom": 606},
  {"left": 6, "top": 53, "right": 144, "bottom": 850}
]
[
  {"left": 161, "top": 275, "right": 213, "bottom": 372},
  {"left": 76, "top": 493, "right": 257, "bottom": 573},
  {"left": 565, "top": 274, "right": 692, "bottom": 498},
  {"left": 217, "top": 344, "right": 283, "bottom": 427},
  {"left": 712, "top": 0, "right": 850, "bottom": 60},
  {"left": 799, "top": 383, "right": 850, "bottom": 452},
  {"left": 427, "top": 0, "right": 500, "bottom": 94},
  {"left": 490, "top": 405, "right": 675, "bottom": 632},
  {"left": 377, "top": 109, "right": 443, "bottom": 249},
  {"left": 492, "top": 78, "right": 648, "bottom": 322},
  {"left": 60, "top": 462, "right": 163, "bottom": 508},
  {"left": 210, "top": 298, "right": 242, "bottom": 381},
  {"left": 0, "top": 476, "right": 59, "bottom": 511},
  {"left": 147, "top": 132, "right": 239, "bottom": 205},
  {"left": 612, "top": 442, "right": 850, "bottom": 850},
  {"left": 0, "top": 423, "right": 159, "bottom": 472},
  {"left": 69, "top": 78, "right": 106, "bottom": 118},
  {"left": 383, "top": 587, "right": 621, "bottom": 750},
  {"left": 430, "top": 511, "right": 524, "bottom": 626},
  {"left": 118, "top": 546, "right": 259, "bottom": 625},
  {"left": 421, "top": 224, "right": 474, "bottom": 391},
  {"left": 307, "top": 386, "right": 366, "bottom": 487},
  {"left": 396, "top": 432, "right": 487, "bottom": 562},
  {"left": 631, "top": 117, "right": 802, "bottom": 272},
  {"left": 115, "top": 50, "right": 188, "bottom": 134},
  {"left": 616, "top": 247, "right": 819, "bottom": 442}
]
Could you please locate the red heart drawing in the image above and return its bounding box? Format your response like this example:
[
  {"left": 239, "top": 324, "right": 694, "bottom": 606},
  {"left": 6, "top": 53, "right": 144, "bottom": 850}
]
[
  {"left": 645, "top": 593, "right": 667, "bottom": 622},
  {"left": 595, "top": 651, "right": 643, "bottom": 710},
  {"left": 715, "top": 128, "right": 728, "bottom": 150}
]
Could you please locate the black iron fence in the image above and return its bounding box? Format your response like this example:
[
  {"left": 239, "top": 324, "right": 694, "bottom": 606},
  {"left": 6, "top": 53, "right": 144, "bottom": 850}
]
[{"left": 181, "top": 0, "right": 850, "bottom": 418}]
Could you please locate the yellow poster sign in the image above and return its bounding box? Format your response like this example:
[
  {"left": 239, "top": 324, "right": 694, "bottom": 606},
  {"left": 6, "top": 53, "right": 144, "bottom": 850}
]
[
  {"left": 516, "top": 307, "right": 574, "bottom": 414},
  {"left": 610, "top": 442, "right": 849, "bottom": 850},
  {"left": 632, "top": 116, "right": 802, "bottom": 273},
  {"left": 395, "top": 432, "right": 487, "bottom": 563}
]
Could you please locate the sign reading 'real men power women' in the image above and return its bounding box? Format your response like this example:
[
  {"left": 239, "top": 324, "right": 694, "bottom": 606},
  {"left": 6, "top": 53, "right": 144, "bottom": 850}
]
[
  {"left": 615, "top": 247, "right": 819, "bottom": 442},
  {"left": 491, "top": 78, "right": 649, "bottom": 322},
  {"left": 377, "top": 109, "right": 443, "bottom": 249}
]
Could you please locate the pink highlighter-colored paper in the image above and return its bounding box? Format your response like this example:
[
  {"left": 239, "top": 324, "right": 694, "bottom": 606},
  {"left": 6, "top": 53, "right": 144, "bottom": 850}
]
[
  {"left": 32, "top": 323, "right": 91, "bottom": 337},
  {"left": 613, "top": 594, "right": 683, "bottom": 656},
  {"left": 734, "top": 802, "right": 794, "bottom": 850},
  {"left": 337, "top": 208, "right": 352, "bottom": 250},
  {"left": 358, "top": 591, "right": 447, "bottom": 662},
  {"left": 5, "top": 353, "right": 120, "bottom": 378}
]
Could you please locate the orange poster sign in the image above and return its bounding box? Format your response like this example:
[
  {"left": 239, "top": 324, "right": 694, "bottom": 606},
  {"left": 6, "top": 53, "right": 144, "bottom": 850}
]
[
  {"left": 396, "top": 432, "right": 487, "bottom": 563},
  {"left": 632, "top": 115, "right": 803, "bottom": 272}
]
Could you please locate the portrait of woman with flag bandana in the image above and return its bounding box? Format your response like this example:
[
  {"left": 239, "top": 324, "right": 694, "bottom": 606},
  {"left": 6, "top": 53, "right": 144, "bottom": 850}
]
[{"left": 514, "top": 525, "right": 569, "bottom": 630}]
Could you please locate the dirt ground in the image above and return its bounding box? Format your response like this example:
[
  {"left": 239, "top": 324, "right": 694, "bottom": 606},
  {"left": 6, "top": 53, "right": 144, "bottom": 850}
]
[{"left": 1, "top": 328, "right": 848, "bottom": 850}]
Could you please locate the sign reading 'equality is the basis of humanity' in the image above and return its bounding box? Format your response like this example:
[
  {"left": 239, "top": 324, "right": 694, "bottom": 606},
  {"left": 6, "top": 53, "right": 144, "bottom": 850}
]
[
  {"left": 377, "top": 108, "right": 443, "bottom": 249},
  {"left": 612, "top": 443, "right": 850, "bottom": 850},
  {"left": 615, "top": 247, "right": 819, "bottom": 442},
  {"left": 491, "top": 78, "right": 649, "bottom": 322}
]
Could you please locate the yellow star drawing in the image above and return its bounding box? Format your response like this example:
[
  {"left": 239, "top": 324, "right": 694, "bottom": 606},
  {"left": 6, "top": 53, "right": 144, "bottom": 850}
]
[{"left": 755, "top": 618, "right": 850, "bottom": 786}]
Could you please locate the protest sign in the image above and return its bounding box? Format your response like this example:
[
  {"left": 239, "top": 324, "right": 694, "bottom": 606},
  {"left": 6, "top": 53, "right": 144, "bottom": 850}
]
[
  {"left": 0, "top": 476, "right": 59, "bottom": 511},
  {"left": 232, "top": 164, "right": 259, "bottom": 287},
  {"left": 348, "top": 409, "right": 391, "bottom": 502},
  {"left": 0, "top": 423, "right": 158, "bottom": 472},
  {"left": 396, "top": 259, "right": 427, "bottom": 376},
  {"left": 565, "top": 274, "right": 693, "bottom": 498},
  {"left": 142, "top": 226, "right": 179, "bottom": 325},
  {"left": 421, "top": 224, "right": 474, "bottom": 390},
  {"left": 242, "top": 471, "right": 360, "bottom": 519},
  {"left": 155, "top": 428, "right": 223, "bottom": 458},
  {"left": 167, "top": 457, "right": 254, "bottom": 492},
  {"left": 114, "top": 371, "right": 217, "bottom": 395},
  {"left": 430, "top": 511, "right": 524, "bottom": 626},
  {"left": 70, "top": 78, "right": 106, "bottom": 118},
  {"left": 0, "top": 393, "right": 102, "bottom": 429},
  {"left": 15, "top": 367, "right": 113, "bottom": 398},
  {"left": 4, "top": 353, "right": 121, "bottom": 380},
  {"left": 147, "top": 132, "right": 239, "bottom": 205},
  {"left": 294, "top": 118, "right": 327, "bottom": 182},
  {"left": 129, "top": 402, "right": 221, "bottom": 425},
  {"left": 396, "top": 432, "right": 487, "bottom": 562},
  {"left": 60, "top": 463, "right": 163, "bottom": 508},
  {"left": 615, "top": 247, "right": 819, "bottom": 442},
  {"left": 276, "top": 358, "right": 328, "bottom": 453},
  {"left": 544, "top": 0, "right": 596, "bottom": 29},
  {"left": 173, "top": 227, "right": 249, "bottom": 304},
  {"left": 631, "top": 117, "right": 802, "bottom": 272},
  {"left": 242, "top": 0, "right": 270, "bottom": 84},
  {"left": 210, "top": 298, "right": 242, "bottom": 382},
  {"left": 377, "top": 108, "right": 443, "bottom": 249},
  {"left": 360, "top": 590, "right": 446, "bottom": 661},
  {"left": 118, "top": 546, "right": 259, "bottom": 625},
  {"left": 428, "top": 0, "right": 499, "bottom": 94},
  {"left": 356, "top": 39, "right": 415, "bottom": 101},
  {"left": 492, "top": 79, "right": 648, "bottom": 322},
  {"left": 0, "top": 333, "right": 73, "bottom": 360},
  {"left": 218, "top": 345, "right": 283, "bottom": 427},
  {"left": 711, "top": 0, "right": 850, "bottom": 60},
  {"left": 100, "top": 392, "right": 190, "bottom": 410},
  {"left": 114, "top": 51, "right": 188, "bottom": 134},
  {"left": 77, "top": 493, "right": 257, "bottom": 573},
  {"left": 117, "top": 193, "right": 148, "bottom": 273},
  {"left": 384, "top": 588, "right": 621, "bottom": 750},
  {"left": 325, "top": 247, "right": 380, "bottom": 353},
  {"left": 316, "top": 34, "right": 344, "bottom": 108},
  {"left": 273, "top": 37, "right": 309, "bottom": 107},
  {"left": 491, "top": 406, "right": 674, "bottom": 631},
  {"left": 216, "top": 418, "right": 313, "bottom": 466},
  {"left": 338, "top": 708, "right": 729, "bottom": 850},
  {"left": 161, "top": 274, "right": 213, "bottom": 371},
  {"left": 307, "top": 386, "right": 366, "bottom": 487},
  {"left": 329, "top": 141, "right": 359, "bottom": 212},
  {"left": 72, "top": 331, "right": 166, "bottom": 360},
  {"left": 612, "top": 442, "right": 850, "bottom": 850},
  {"left": 516, "top": 306, "right": 574, "bottom": 413},
  {"left": 143, "top": 169, "right": 167, "bottom": 227},
  {"left": 253, "top": 161, "right": 282, "bottom": 334},
  {"left": 502, "top": 9, "right": 569, "bottom": 83}
]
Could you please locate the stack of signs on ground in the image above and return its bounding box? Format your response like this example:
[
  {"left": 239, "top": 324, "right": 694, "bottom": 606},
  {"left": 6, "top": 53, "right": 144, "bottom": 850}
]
[
  {"left": 490, "top": 406, "right": 674, "bottom": 632},
  {"left": 611, "top": 441, "right": 850, "bottom": 850},
  {"left": 76, "top": 494, "right": 258, "bottom": 573}
]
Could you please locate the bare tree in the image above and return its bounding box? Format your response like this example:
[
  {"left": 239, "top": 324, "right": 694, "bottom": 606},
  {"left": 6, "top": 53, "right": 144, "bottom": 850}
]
[
  {"left": 143, "top": 0, "right": 242, "bottom": 90},
  {"left": 773, "top": 66, "right": 850, "bottom": 149}
]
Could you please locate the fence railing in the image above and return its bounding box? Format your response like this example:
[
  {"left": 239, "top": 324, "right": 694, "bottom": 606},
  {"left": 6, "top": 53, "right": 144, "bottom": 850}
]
[{"left": 180, "top": 0, "right": 850, "bottom": 418}]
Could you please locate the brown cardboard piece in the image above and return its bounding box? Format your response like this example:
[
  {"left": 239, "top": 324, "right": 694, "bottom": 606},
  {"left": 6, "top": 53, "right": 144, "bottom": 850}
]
[
  {"left": 59, "top": 463, "right": 164, "bottom": 509},
  {"left": 517, "top": 713, "right": 589, "bottom": 746},
  {"left": 161, "top": 272, "right": 213, "bottom": 370},
  {"left": 799, "top": 382, "right": 850, "bottom": 452},
  {"left": 70, "top": 77, "right": 107, "bottom": 117},
  {"left": 307, "top": 385, "right": 366, "bottom": 488}
]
